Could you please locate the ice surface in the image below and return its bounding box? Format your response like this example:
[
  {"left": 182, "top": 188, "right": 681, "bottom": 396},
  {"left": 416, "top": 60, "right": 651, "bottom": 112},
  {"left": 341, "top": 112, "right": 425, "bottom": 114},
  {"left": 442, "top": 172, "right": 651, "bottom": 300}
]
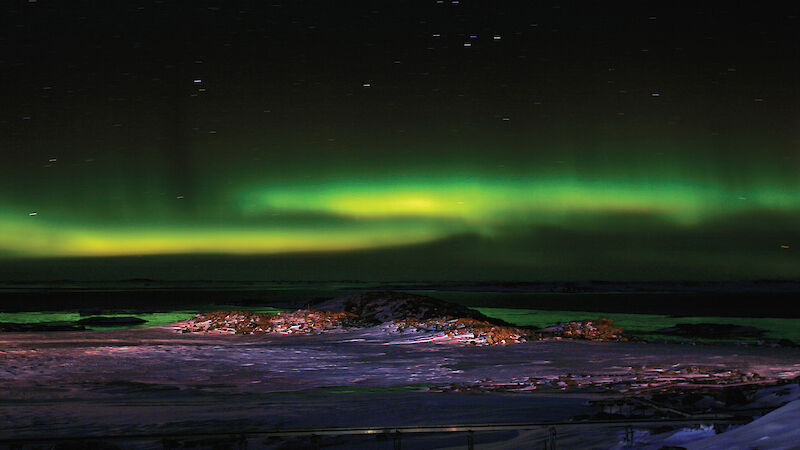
[{"left": 2, "top": 325, "right": 800, "bottom": 446}]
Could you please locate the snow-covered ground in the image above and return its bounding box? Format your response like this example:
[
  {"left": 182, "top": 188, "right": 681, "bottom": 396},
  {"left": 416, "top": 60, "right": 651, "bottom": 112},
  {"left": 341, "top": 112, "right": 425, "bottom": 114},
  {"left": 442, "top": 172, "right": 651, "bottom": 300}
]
[
  {"left": 684, "top": 399, "right": 800, "bottom": 449},
  {"left": 2, "top": 325, "right": 800, "bottom": 448}
]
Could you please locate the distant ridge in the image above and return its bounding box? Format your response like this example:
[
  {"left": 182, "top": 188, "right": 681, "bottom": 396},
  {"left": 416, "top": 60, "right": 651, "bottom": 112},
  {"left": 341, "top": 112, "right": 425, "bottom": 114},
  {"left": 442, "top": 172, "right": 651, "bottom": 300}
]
[
  {"left": 2, "top": 279, "right": 799, "bottom": 293},
  {"left": 350, "top": 280, "right": 800, "bottom": 294}
]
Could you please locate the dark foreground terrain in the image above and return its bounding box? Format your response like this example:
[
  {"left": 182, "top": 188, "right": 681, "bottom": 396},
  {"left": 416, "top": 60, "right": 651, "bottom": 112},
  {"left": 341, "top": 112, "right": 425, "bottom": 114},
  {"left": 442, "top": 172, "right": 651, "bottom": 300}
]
[{"left": 2, "top": 294, "right": 800, "bottom": 448}]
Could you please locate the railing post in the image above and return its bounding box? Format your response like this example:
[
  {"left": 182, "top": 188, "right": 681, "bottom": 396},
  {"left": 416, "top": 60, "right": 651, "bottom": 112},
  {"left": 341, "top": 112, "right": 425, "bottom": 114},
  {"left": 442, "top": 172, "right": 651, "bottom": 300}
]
[
  {"left": 547, "top": 426, "right": 557, "bottom": 450},
  {"left": 310, "top": 433, "right": 320, "bottom": 450},
  {"left": 467, "top": 429, "right": 474, "bottom": 450},
  {"left": 393, "top": 430, "right": 401, "bottom": 450}
]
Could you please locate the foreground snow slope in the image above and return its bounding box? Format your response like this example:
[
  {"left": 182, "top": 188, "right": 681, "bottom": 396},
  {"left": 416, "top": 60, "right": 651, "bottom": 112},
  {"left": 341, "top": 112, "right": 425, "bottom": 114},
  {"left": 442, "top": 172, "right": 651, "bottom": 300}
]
[{"left": 685, "top": 399, "right": 800, "bottom": 450}]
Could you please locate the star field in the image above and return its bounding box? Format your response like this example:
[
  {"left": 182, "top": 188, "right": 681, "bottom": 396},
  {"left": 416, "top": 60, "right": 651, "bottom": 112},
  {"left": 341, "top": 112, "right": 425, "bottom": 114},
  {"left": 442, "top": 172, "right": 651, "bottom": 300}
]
[{"left": 1, "top": 2, "right": 798, "bottom": 280}]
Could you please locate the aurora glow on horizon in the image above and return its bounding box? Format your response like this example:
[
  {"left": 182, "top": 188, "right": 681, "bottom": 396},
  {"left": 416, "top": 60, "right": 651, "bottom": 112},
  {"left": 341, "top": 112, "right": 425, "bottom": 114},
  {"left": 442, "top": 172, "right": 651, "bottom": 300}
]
[
  {"left": 2, "top": 2, "right": 798, "bottom": 280},
  {"left": 4, "top": 158, "right": 797, "bottom": 263}
]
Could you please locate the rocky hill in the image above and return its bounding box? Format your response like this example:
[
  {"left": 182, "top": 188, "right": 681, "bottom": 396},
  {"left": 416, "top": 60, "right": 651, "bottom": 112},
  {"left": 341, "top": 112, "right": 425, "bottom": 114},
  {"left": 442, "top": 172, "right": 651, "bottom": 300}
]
[
  {"left": 178, "top": 292, "right": 625, "bottom": 345},
  {"left": 312, "top": 291, "right": 510, "bottom": 325}
]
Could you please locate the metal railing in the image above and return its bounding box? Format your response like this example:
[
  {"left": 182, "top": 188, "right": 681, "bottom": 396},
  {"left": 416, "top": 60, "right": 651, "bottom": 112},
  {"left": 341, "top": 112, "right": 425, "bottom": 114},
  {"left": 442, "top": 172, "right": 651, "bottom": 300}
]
[{"left": 1, "top": 416, "right": 750, "bottom": 449}]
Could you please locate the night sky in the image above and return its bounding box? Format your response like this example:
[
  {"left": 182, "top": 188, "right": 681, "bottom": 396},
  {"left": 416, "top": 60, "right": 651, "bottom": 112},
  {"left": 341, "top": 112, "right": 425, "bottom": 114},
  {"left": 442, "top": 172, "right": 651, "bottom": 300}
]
[{"left": 1, "top": 1, "right": 798, "bottom": 281}]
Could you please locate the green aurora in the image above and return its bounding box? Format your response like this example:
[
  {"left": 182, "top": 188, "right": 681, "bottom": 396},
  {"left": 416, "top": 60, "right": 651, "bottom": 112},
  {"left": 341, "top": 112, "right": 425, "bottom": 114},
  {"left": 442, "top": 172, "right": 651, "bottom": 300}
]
[{"left": 2, "top": 146, "right": 797, "bottom": 281}]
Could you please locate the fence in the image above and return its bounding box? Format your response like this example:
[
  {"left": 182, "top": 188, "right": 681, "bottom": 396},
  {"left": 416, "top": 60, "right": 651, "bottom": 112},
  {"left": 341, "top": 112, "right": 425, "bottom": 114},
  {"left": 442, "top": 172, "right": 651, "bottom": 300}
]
[{"left": 1, "top": 417, "right": 750, "bottom": 449}]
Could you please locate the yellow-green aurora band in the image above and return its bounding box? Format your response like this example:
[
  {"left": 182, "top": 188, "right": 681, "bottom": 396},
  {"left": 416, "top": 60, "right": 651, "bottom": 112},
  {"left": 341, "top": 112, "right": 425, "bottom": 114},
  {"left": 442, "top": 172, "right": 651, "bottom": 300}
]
[{"left": 4, "top": 170, "right": 798, "bottom": 257}]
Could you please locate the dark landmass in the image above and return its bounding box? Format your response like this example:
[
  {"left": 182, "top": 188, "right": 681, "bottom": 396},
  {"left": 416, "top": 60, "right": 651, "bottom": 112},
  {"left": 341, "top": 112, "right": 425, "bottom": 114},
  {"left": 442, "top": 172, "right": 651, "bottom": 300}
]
[
  {"left": 355, "top": 280, "right": 800, "bottom": 294},
  {"left": 0, "top": 317, "right": 148, "bottom": 332},
  {"left": 0, "top": 322, "right": 86, "bottom": 332},
  {"left": 654, "top": 323, "right": 766, "bottom": 339},
  {"left": 1, "top": 280, "right": 799, "bottom": 317},
  {"left": 75, "top": 316, "right": 148, "bottom": 326}
]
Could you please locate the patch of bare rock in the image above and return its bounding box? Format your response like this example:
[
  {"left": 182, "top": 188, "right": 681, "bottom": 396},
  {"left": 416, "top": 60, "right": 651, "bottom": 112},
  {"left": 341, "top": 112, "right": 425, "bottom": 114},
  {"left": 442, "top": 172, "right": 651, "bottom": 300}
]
[
  {"left": 536, "top": 317, "right": 626, "bottom": 341},
  {"left": 179, "top": 292, "right": 626, "bottom": 345},
  {"left": 180, "top": 309, "right": 363, "bottom": 334},
  {"left": 388, "top": 317, "right": 532, "bottom": 345}
]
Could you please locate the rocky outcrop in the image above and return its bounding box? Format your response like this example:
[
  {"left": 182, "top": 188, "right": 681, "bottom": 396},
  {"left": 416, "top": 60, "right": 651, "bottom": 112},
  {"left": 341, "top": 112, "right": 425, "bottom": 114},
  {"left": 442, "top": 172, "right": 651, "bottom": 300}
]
[
  {"left": 313, "top": 291, "right": 510, "bottom": 325},
  {"left": 537, "top": 317, "right": 625, "bottom": 341},
  {"left": 178, "top": 292, "right": 625, "bottom": 345},
  {"left": 315, "top": 292, "right": 531, "bottom": 344},
  {"left": 391, "top": 317, "right": 533, "bottom": 345},
  {"left": 180, "top": 310, "right": 364, "bottom": 334},
  {"left": 179, "top": 292, "right": 530, "bottom": 344}
]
